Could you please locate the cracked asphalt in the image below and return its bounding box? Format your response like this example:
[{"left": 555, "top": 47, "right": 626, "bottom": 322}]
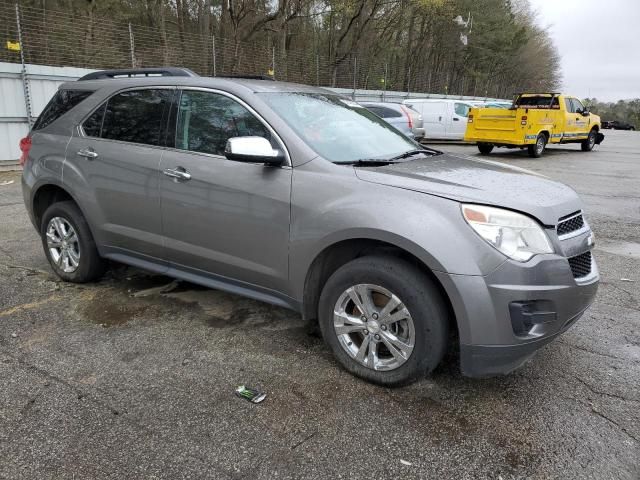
[{"left": 1, "top": 130, "right": 639, "bottom": 479}]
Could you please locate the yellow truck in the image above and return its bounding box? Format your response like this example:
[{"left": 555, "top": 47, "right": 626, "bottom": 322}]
[{"left": 464, "top": 93, "right": 604, "bottom": 157}]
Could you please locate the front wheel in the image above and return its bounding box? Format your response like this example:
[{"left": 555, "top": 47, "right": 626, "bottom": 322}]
[
  {"left": 581, "top": 129, "right": 597, "bottom": 151},
  {"left": 318, "top": 255, "right": 449, "bottom": 386},
  {"left": 477, "top": 143, "right": 494, "bottom": 155},
  {"left": 528, "top": 133, "right": 547, "bottom": 158}
]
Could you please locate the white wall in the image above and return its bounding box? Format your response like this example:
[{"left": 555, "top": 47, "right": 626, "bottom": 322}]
[
  {"left": 0, "top": 62, "right": 96, "bottom": 161},
  {"left": 0, "top": 62, "right": 507, "bottom": 161}
]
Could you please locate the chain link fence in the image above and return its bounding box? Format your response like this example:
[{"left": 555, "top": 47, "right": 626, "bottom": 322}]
[{"left": 0, "top": 1, "right": 519, "bottom": 100}]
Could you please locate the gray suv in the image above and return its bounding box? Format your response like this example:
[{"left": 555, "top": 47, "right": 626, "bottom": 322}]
[{"left": 21, "top": 68, "right": 599, "bottom": 386}]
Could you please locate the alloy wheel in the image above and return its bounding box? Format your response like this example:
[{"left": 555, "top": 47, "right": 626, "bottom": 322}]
[
  {"left": 46, "top": 216, "right": 81, "bottom": 273},
  {"left": 333, "top": 284, "right": 415, "bottom": 371}
]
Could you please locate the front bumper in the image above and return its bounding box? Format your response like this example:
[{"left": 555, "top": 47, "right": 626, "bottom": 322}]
[{"left": 435, "top": 249, "right": 599, "bottom": 377}]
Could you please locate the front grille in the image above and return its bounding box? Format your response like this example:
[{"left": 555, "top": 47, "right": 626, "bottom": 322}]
[
  {"left": 568, "top": 251, "right": 592, "bottom": 278},
  {"left": 557, "top": 213, "right": 585, "bottom": 236}
]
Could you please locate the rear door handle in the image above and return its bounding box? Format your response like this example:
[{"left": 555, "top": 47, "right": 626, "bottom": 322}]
[
  {"left": 77, "top": 148, "right": 98, "bottom": 159},
  {"left": 163, "top": 167, "right": 191, "bottom": 181}
]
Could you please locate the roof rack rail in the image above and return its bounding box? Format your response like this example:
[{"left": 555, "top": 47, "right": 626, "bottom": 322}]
[
  {"left": 218, "top": 74, "right": 275, "bottom": 81},
  {"left": 78, "top": 67, "right": 198, "bottom": 81}
]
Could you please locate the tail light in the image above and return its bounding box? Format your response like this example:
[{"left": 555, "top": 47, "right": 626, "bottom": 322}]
[
  {"left": 468, "top": 114, "right": 474, "bottom": 123},
  {"left": 19, "top": 135, "right": 32, "bottom": 166},
  {"left": 521, "top": 115, "right": 528, "bottom": 126},
  {"left": 400, "top": 105, "right": 414, "bottom": 129}
]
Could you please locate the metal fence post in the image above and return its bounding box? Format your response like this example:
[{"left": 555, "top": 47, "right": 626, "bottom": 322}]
[
  {"left": 128, "top": 23, "right": 136, "bottom": 68},
  {"left": 352, "top": 55, "right": 357, "bottom": 100},
  {"left": 316, "top": 54, "right": 319, "bottom": 86},
  {"left": 407, "top": 66, "right": 411, "bottom": 96},
  {"left": 15, "top": 3, "right": 32, "bottom": 129},
  {"left": 212, "top": 35, "right": 217, "bottom": 76},
  {"left": 382, "top": 63, "right": 387, "bottom": 102},
  {"left": 272, "top": 47, "right": 276, "bottom": 79}
]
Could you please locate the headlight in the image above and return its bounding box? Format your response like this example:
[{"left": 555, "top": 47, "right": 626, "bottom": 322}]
[{"left": 461, "top": 204, "right": 553, "bottom": 262}]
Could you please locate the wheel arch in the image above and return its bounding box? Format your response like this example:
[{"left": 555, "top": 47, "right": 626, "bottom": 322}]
[
  {"left": 32, "top": 182, "right": 87, "bottom": 232},
  {"left": 301, "top": 237, "right": 458, "bottom": 344}
]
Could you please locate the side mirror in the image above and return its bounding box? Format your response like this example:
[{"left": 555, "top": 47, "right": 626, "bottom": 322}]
[
  {"left": 224, "top": 136, "right": 285, "bottom": 166},
  {"left": 580, "top": 108, "right": 590, "bottom": 116}
]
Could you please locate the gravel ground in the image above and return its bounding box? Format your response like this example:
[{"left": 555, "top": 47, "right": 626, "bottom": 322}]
[{"left": 0, "top": 130, "right": 638, "bottom": 479}]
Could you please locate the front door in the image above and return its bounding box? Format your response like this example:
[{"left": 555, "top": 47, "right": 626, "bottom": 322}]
[
  {"left": 65, "top": 88, "right": 173, "bottom": 262},
  {"left": 563, "top": 97, "right": 589, "bottom": 141},
  {"left": 447, "top": 102, "right": 471, "bottom": 139},
  {"left": 159, "top": 89, "right": 292, "bottom": 292}
]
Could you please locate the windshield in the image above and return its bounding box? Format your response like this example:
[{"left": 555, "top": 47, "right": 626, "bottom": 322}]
[{"left": 259, "top": 92, "right": 419, "bottom": 163}]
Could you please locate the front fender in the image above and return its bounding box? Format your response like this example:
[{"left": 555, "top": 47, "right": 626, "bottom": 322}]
[{"left": 287, "top": 160, "right": 506, "bottom": 301}]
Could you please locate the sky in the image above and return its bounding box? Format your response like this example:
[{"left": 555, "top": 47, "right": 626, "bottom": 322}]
[{"left": 528, "top": 0, "right": 640, "bottom": 102}]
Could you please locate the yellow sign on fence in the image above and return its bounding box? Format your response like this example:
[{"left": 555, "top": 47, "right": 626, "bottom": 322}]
[{"left": 6, "top": 41, "right": 21, "bottom": 52}]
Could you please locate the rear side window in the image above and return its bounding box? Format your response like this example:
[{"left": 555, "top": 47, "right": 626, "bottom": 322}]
[
  {"left": 175, "top": 90, "right": 271, "bottom": 156},
  {"left": 86, "top": 89, "right": 173, "bottom": 146},
  {"left": 33, "top": 89, "right": 93, "bottom": 131},
  {"left": 366, "top": 106, "right": 402, "bottom": 118}
]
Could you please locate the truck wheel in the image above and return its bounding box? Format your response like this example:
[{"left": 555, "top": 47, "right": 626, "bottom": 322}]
[
  {"left": 477, "top": 143, "right": 494, "bottom": 155},
  {"left": 581, "top": 129, "right": 597, "bottom": 152},
  {"left": 318, "top": 255, "right": 449, "bottom": 387},
  {"left": 528, "top": 133, "right": 547, "bottom": 158}
]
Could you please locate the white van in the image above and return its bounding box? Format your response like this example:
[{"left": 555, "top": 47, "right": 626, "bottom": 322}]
[{"left": 402, "top": 99, "right": 476, "bottom": 140}]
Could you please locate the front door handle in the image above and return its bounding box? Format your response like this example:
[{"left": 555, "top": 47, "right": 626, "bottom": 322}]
[
  {"left": 77, "top": 148, "right": 98, "bottom": 159},
  {"left": 163, "top": 167, "right": 191, "bottom": 181},
  {"left": 453, "top": 117, "right": 460, "bottom": 121}
]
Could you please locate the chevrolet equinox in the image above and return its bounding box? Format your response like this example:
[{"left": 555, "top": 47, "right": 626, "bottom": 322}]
[{"left": 21, "top": 68, "right": 599, "bottom": 386}]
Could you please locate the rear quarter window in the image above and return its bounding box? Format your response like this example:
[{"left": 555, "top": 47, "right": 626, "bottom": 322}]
[{"left": 33, "top": 89, "right": 93, "bottom": 131}]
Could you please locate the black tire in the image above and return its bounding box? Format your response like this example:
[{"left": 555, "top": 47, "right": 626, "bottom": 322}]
[
  {"left": 630, "top": 127, "right": 635, "bottom": 131},
  {"left": 581, "top": 128, "right": 597, "bottom": 152},
  {"left": 40, "top": 201, "right": 106, "bottom": 282},
  {"left": 318, "top": 255, "right": 449, "bottom": 387},
  {"left": 477, "top": 143, "right": 494, "bottom": 155},
  {"left": 527, "top": 133, "right": 547, "bottom": 158}
]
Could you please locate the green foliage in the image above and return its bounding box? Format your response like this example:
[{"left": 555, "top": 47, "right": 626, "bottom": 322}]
[{"left": 585, "top": 98, "right": 640, "bottom": 127}]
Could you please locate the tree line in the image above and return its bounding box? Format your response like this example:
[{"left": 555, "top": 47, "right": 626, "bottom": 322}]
[
  {"left": 585, "top": 99, "right": 640, "bottom": 128},
  {"left": 2, "top": 0, "right": 561, "bottom": 98}
]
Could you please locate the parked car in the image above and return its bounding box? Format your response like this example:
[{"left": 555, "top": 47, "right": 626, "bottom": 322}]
[
  {"left": 606, "top": 120, "right": 635, "bottom": 130},
  {"left": 21, "top": 68, "right": 599, "bottom": 386},
  {"left": 402, "top": 98, "right": 475, "bottom": 140},
  {"left": 482, "top": 101, "right": 512, "bottom": 109},
  {"left": 465, "top": 93, "right": 604, "bottom": 157},
  {"left": 601, "top": 120, "right": 612, "bottom": 129},
  {"left": 360, "top": 101, "right": 424, "bottom": 140}
]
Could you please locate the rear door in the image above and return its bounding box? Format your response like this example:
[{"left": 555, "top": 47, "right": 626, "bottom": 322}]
[
  {"left": 65, "top": 87, "right": 173, "bottom": 263},
  {"left": 158, "top": 88, "right": 292, "bottom": 292},
  {"left": 419, "top": 101, "right": 447, "bottom": 138}
]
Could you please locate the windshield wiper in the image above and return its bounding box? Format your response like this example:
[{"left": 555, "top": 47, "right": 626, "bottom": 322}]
[
  {"left": 338, "top": 158, "right": 397, "bottom": 166},
  {"left": 388, "top": 148, "right": 441, "bottom": 161}
]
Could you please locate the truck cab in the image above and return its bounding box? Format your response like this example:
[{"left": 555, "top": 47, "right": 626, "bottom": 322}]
[{"left": 464, "top": 93, "right": 603, "bottom": 157}]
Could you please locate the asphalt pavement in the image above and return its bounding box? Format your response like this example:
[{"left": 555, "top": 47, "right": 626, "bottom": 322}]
[{"left": 1, "top": 130, "right": 638, "bottom": 479}]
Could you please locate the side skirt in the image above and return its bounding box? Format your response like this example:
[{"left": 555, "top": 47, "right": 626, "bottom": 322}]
[{"left": 102, "top": 248, "right": 302, "bottom": 313}]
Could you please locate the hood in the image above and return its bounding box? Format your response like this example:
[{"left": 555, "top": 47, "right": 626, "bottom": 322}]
[{"left": 354, "top": 153, "right": 582, "bottom": 226}]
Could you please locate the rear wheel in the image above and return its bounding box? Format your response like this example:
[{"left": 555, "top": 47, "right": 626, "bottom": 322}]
[
  {"left": 477, "top": 143, "right": 494, "bottom": 155},
  {"left": 318, "top": 255, "right": 449, "bottom": 386},
  {"left": 41, "top": 201, "right": 106, "bottom": 282},
  {"left": 527, "top": 133, "right": 547, "bottom": 158},
  {"left": 581, "top": 128, "right": 597, "bottom": 151}
]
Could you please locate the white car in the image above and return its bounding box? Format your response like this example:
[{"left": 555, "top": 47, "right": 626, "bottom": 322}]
[{"left": 403, "top": 98, "right": 475, "bottom": 140}]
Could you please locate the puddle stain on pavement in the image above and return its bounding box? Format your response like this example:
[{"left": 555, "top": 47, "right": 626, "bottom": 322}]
[{"left": 76, "top": 269, "right": 301, "bottom": 332}]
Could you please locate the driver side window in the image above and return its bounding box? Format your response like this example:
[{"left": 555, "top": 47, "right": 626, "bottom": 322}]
[{"left": 175, "top": 90, "right": 271, "bottom": 156}]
